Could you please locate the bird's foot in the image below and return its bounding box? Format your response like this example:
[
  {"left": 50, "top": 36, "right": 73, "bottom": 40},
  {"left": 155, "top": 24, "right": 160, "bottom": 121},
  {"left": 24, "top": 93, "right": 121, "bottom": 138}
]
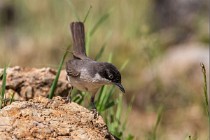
[
  {"left": 62, "top": 97, "right": 71, "bottom": 103},
  {"left": 65, "top": 98, "right": 71, "bottom": 103},
  {"left": 64, "top": 87, "right": 73, "bottom": 103},
  {"left": 91, "top": 108, "right": 99, "bottom": 119}
]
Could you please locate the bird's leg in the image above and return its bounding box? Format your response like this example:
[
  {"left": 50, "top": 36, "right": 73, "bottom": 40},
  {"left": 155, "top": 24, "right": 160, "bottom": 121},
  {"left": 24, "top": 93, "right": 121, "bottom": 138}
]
[
  {"left": 65, "top": 86, "right": 73, "bottom": 103},
  {"left": 90, "top": 95, "right": 96, "bottom": 109},
  {"left": 90, "top": 94, "right": 98, "bottom": 119}
]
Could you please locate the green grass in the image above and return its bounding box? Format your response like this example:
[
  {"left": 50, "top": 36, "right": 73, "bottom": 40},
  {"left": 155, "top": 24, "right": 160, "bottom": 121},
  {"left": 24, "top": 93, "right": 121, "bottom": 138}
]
[
  {"left": 152, "top": 105, "right": 164, "bottom": 140},
  {"left": 48, "top": 45, "right": 70, "bottom": 99},
  {"left": 106, "top": 94, "right": 135, "bottom": 139},
  {"left": 0, "top": 66, "right": 7, "bottom": 109},
  {"left": 200, "top": 63, "right": 209, "bottom": 139},
  {"left": 89, "top": 12, "right": 110, "bottom": 37},
  {"left": 71, "top": 89, "right": 85, "bottom": 105},
  {"left": 200, "top": 63, "right": 209, "bottom": 117},
  {"left": 83, "top": 5, "right": 92, "bottom": 23},
  {"left": 0, "top": 67, "right": 16, "bottom": 107},
  {"left": 146, "top": 105, "right": 164, "bottom": 140},
  {"left": 65, "top": 0, "right": 80, "bottom": 21},
  {"left": 86, "top": 12, "right": 110, "bottom": 56},
  {"left": 9, "top": 91, "right": 15, "bottom": 104}
]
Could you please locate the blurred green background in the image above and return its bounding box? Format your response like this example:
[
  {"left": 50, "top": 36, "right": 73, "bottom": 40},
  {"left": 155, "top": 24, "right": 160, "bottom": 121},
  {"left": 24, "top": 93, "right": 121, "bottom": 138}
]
[{"left": 0, "top": 0, "right": 209, "bottom": 139}]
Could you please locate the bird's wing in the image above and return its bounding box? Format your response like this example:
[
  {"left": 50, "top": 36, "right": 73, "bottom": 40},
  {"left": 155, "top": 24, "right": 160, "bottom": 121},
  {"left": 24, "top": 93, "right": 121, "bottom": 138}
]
[
  {"left": 70, "top": 22, "right": 87, "bottom": 60},
  {"left": 66, "top": 60, "right": 80, "bottom": 77}
]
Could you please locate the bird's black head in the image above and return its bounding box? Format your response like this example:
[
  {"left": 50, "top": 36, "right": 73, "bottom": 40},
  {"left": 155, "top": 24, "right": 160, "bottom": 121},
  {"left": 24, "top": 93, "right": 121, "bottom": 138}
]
[{"left": 98, "top": 62, "right": 125, "bottom": 93}]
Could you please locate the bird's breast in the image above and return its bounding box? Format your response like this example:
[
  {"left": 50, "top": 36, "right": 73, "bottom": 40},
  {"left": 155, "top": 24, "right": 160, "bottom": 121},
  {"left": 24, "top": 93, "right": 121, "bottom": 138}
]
[{"left": 67, "top": 68, "right": 110, "bottom": 93}]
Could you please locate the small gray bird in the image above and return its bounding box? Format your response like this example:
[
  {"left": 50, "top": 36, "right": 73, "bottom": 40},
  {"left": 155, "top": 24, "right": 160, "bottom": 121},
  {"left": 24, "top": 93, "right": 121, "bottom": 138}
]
[{"left": 66, "top": 22, "right": 125, "bottom": 115}]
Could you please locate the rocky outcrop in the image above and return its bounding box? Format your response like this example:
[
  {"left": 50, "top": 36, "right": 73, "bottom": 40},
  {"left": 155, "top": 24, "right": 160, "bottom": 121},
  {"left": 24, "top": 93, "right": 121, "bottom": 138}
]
[
  {"left": 0, "top": 96, "right": 115, "bottom": 140},
  {"left": 0, "top": 66, "right": 71, "bottom": 102}
]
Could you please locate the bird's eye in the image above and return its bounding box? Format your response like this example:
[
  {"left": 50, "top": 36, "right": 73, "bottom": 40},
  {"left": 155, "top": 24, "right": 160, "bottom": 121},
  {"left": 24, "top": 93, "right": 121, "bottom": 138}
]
[{"left": 108, "top": 74, "right": 113, "bottom": 79}]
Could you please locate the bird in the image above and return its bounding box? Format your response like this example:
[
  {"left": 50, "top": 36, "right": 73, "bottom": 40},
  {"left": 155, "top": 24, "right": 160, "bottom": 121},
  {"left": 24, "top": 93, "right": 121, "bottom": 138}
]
[{"left": 66, "top": 22, "right": 125, "bottom": 117}]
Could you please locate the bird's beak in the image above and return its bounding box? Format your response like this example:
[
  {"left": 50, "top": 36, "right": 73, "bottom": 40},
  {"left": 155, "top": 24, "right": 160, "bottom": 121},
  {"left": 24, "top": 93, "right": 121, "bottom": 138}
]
[{"left": 114, "top": 83, "right": 125, "bottom": 93}]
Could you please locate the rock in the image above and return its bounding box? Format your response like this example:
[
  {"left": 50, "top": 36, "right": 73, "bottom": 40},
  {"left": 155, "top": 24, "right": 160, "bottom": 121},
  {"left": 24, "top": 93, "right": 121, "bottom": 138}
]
[
  {"left": 0, "top": 96, "right": 115, "bottom": 140},
  {"left": 0, "top": 66, "right": 71, "bottom": 103}
]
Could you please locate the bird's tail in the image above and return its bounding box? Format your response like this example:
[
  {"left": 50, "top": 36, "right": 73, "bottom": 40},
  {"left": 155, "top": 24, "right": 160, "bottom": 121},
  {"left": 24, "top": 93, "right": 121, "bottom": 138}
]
[{"left": 70, "top": 22, "right": 87, "bottom": 59}]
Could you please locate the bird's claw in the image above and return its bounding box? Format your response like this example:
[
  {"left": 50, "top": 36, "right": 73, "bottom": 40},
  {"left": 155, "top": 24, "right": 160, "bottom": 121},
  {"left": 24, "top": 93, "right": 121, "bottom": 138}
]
[
  {"left": 91, "top": 109, "right": 99, "bottom": 119},
  {"left": 62, "top": 97, "right": 71, "bottom": 103}
]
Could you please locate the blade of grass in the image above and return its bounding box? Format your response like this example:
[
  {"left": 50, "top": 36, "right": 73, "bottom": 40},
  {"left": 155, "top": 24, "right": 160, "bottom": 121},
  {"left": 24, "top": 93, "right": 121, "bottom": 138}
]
[
  {"left": 95, "top": 32, "right": 112, "bottom": 61},
  {"left": 90, "top": 12, "right": 110, "bottom": 36},
  {"left": 85, "top": 31, "right": 90, "bottom": 56},
  {"left": 200, "top": 63, "right": 209, "bottom": 116},
  {"left": 65, "top": 0, "right": 80, "bottom": 21},
  {"left": 97, "top": 76, "right": 115, "bottom": 112},
  {"left": 122, "top": 100, "right": 135, "bottom": 140},
  {"left": 108, "top": 52, "right": 113, "bottom": 63},
  {"left": 9, "top": 91, "right": 15, "bottom": 104},
  {"left": 107, "top": 109, "right": 115, "bottom": 131},
  {"left": 200, "top": 63, "right": 209, "bottom": 139},
  {"left": 120, "top": 59, "right": 129, "bottom": 71},
  {"left": 95, "top": 44, "right": 106, "bottom": 61},
  {"left": 101, "top": 86, "right": 115, "bottom": 111},
  {"left": 0, "top": 66, "right": 7, "bottom": 109},
  {"left": 152, "top": 105, "right": 164, "bottom": 140},
  {"left": 0, "top": 71, "right": 3, "bottom": 79},
  {"left": 96, "top": 86, "right": 105, "bottom": 109},
  {"left": 125, "top": 134, "right": 134, "bottom": 140},
  {"left": 104, "top": 100, "right": 116, "bottom": 111},
  {"left": 96, "top": 85, "right": 105, "bottom": 106},
  {"left": 83, "top": 5, "right": 92, "bottom": 23},
  {"left": 73, "top": 94, "right": 84, "bottom": 104},
  {"left": 71, "top": 89, "right": 86, "bottom": 105},
  {"left": 122, "top": 95, "right": 135, "bottom": 131},
  {"left": 106, "top": 94, "right": 135, "bottom": 140},
  {"left": 77, "top": 92, "right": 85, "bottom": 104},
  {"left": 97, "top": 85, "right": 109, "bottom": 112},
  {"left": 86, "top": 13, "right": 110, "bottom": 56},
  {"left": 116, "top": 94, "right": 123, "bottom": 122},
  {"left": 108, "top": 96, "right": 122, "bottom": 138},
  {"left": 48, "top": 45, "right": 70, "bottom": 99}
]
